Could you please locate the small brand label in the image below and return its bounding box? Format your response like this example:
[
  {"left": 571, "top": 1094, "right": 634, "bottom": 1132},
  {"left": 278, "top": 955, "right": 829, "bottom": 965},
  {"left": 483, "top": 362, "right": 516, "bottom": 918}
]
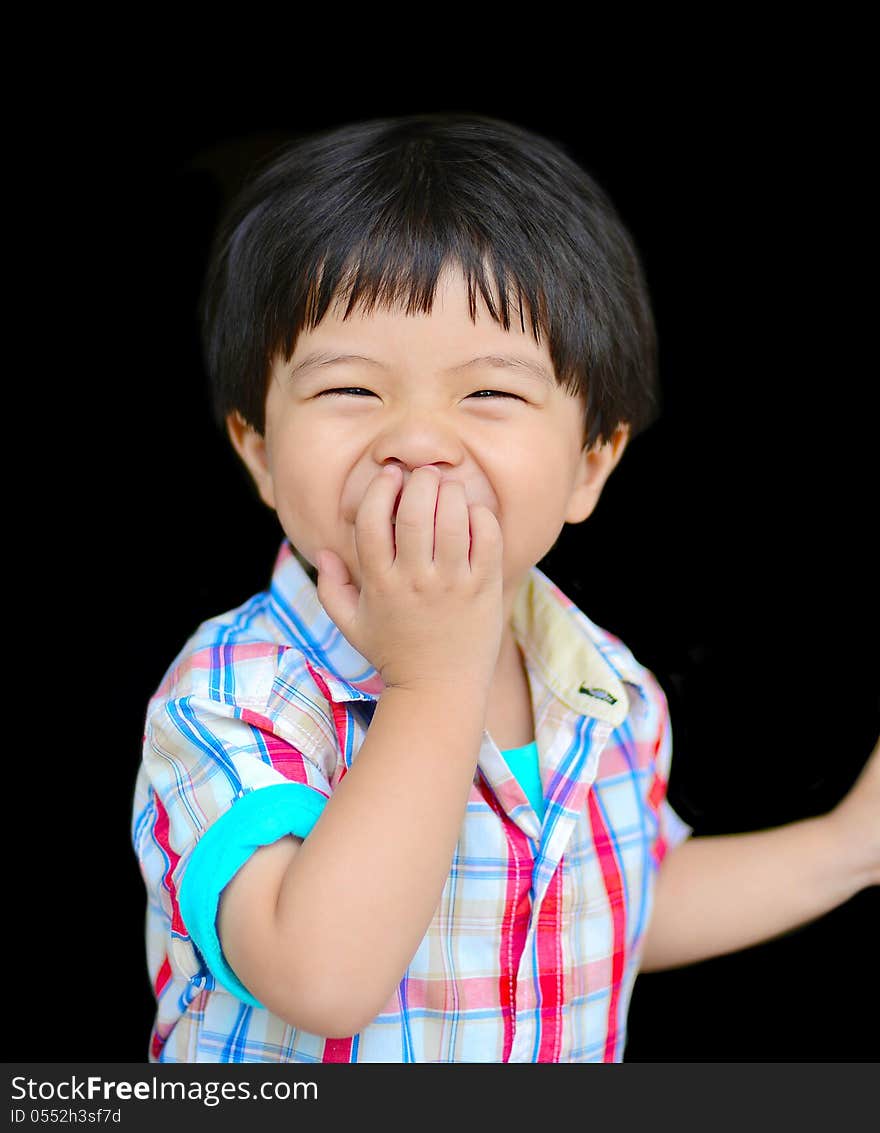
[{"left": 579, "top": 685, "right": 617, "bottom": 705}]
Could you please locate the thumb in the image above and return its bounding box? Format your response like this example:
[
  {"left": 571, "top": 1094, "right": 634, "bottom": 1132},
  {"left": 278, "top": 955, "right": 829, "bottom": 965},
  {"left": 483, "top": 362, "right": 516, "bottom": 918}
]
[{"left": 314, "top": 549, "right": 361, "bottom": 636}]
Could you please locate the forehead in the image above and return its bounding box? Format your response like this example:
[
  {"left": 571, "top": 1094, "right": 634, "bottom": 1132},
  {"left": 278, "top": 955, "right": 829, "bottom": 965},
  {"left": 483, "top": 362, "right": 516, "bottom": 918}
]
[{"left": 291, "top": 262, "right": 553, "bottom": 371}]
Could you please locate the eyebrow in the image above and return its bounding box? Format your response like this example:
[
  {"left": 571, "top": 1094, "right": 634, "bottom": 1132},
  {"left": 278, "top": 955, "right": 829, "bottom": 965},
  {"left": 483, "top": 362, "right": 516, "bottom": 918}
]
[{"left": 286, "top": 351, "right": 555, "bottom": 386}]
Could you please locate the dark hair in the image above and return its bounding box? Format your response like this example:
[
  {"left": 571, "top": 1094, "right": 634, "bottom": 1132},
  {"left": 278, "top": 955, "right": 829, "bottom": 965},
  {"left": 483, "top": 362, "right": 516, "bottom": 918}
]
[{"left": 199, "top": 113, "right": 660, "bottom": 450}]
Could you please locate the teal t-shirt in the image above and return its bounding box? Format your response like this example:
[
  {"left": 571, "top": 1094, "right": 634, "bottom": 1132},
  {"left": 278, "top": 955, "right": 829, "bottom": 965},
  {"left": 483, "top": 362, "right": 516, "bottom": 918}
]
[{"left": 502, "top": 739, "right": 545, "bottom": 822}]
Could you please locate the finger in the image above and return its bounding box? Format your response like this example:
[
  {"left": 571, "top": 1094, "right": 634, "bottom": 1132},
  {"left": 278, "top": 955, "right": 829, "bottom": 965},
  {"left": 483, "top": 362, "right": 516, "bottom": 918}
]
[
  {"left": 354, "top": 464, "right": 402, "bottom": 573},
  {"left": 314, "top": 548, "right": 360, "bottom": 638},
  {"left": 433, "top": 479, "right": 470, "bottom": 571},
  {"left": 466, "top": 503, "right": 503, "bottom": 578},
  {"left": 393, "top": 465, "right": 441, "bottom": 569}
]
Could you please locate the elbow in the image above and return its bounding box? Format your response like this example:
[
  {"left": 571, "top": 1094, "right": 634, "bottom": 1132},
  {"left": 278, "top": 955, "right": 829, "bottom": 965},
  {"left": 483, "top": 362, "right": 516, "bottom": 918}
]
[
  {"left": 289, "top": 992, "right": 379, "bottom": 1040},
  {"left": 255, "top": 967, "right": 386, "bottom": 1039}
]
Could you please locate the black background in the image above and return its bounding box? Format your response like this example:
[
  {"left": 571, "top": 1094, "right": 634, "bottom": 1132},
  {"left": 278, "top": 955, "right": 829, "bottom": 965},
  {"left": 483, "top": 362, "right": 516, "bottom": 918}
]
[{"left": 15, "top": 64, "right": 878, "bottom": 1063}]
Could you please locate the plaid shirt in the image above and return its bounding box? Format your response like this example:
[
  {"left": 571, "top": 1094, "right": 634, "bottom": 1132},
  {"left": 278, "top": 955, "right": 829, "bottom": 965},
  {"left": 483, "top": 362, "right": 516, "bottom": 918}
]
[{"left": 132, "top": 540, "right": 692, "bottom": 1063}]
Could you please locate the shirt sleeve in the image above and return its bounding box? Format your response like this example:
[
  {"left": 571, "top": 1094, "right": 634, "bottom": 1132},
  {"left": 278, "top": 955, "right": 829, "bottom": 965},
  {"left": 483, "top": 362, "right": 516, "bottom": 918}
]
[
  {"left": 137, "top": 691, "right": 334, "bottom": 1006},
  {"left": 639, "top": 671, "right": 694, "bottom": 868},
  {"left": 643, "top": 675, "right": 693, "bottom": 861}
]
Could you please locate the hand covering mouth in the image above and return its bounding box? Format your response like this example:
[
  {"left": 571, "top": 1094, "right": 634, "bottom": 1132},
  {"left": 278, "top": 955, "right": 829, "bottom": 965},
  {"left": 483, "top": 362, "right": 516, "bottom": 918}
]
[{"left": 387, "top": 477, "right": 474, "bottom": 523}]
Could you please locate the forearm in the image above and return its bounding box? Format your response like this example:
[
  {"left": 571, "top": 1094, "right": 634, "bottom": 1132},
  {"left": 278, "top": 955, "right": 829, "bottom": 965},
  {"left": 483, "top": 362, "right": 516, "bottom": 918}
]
[
  {"left": 639, "top": 813, "right": 871, "bottom": 973},
  {"left": 275, "top": 682, "right": 488, "bottom": 1029}
]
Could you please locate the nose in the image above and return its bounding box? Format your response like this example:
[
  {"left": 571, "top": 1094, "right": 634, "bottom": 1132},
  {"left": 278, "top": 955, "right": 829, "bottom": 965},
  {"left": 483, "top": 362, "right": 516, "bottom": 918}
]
[
  {"left": 371, "top": 419, "right": 464, "bottom": 484},
  {"left": 372, "top": 403, "right": 463, "bottom": 483}
]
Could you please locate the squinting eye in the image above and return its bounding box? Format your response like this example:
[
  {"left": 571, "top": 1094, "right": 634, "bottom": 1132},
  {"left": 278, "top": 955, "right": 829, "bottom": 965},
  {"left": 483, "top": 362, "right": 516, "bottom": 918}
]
[
  {"left": 315, "top": 388, "right": 524, "bottom": 401},
  {"left": 316, "top": 387, "right": 375, "bottom": 398}
]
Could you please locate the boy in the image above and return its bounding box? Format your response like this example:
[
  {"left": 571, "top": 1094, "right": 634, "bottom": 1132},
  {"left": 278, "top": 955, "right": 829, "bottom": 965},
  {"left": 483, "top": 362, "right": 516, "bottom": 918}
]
[{"left": 131, "top": 113, "right": 879, "bottom": 1063}]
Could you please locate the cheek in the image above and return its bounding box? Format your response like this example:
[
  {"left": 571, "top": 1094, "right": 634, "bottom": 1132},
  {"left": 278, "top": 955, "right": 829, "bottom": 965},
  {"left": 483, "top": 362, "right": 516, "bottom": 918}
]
[
  {"left": 266, "top": 451, "right": 320, "bottom": 526},
  {"left": 504, "top": 446, "right": 571, "bottom": 505},
  {"left": 498, "top": 448, "right": 579, "bottom": 538}
]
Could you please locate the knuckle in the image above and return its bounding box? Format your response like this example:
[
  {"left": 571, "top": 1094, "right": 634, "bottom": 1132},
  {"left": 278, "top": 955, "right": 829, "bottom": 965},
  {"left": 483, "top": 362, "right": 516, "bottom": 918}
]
[
  {"left": 408, "top": 571, "right": 434, "bottom": 595},
  {"left": 355, "top": 519, "right": 382, "bottom": 541}
]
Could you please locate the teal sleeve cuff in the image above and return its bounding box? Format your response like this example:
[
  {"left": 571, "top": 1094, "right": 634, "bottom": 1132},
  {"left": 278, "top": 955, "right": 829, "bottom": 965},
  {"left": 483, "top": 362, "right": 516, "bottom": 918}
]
[{"left": 178, "top": 781, "right": 328, "bottom": 1007}]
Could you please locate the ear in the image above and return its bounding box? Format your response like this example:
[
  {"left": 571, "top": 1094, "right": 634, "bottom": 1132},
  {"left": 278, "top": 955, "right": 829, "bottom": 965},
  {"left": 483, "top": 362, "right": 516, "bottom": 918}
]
[
  {"left": 564, "top": 423, "right": 630, "bottom": 525},
  {"left": 226, "top": 411, "right": 277, "bottom": 510}
]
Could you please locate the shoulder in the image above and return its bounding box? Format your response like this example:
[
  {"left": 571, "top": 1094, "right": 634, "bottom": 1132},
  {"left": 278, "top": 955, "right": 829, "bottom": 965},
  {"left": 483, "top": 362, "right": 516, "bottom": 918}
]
[
  {"left": 148, "top": 589, "right": 282, "bottom": 703},
  {"left": 144, "top": 587, "right": 338, "bottom": 765}
]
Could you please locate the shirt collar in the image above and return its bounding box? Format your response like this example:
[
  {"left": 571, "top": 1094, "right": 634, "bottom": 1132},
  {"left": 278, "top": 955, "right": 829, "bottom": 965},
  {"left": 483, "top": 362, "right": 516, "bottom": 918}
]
[
  {"left": 266, "top": 540, "right": 646, "bottom": 727},
  {"left": 510, "top": 562, "right": 646, "bottom": 727}
]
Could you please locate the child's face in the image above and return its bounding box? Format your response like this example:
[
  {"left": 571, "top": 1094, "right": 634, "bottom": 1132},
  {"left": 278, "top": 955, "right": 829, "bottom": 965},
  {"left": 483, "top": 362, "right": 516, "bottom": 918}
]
[{"left": 230, "top": 263, "right": 628, "bottom": 610}]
